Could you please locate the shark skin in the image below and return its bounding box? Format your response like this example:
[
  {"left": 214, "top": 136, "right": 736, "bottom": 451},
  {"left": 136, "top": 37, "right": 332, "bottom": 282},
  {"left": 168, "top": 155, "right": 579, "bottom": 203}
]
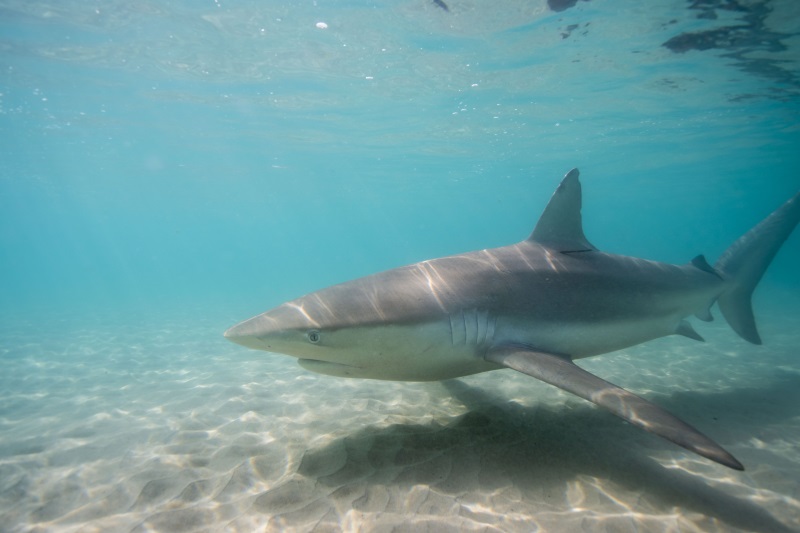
[{"left": 226, "top": 169, "right": 800, "bottom": 470}]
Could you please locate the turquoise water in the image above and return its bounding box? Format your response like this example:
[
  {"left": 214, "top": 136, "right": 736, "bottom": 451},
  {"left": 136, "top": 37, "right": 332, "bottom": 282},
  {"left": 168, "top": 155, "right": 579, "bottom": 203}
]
[{"left": 1, "top": 1, "right": 799, "bottom": 531}]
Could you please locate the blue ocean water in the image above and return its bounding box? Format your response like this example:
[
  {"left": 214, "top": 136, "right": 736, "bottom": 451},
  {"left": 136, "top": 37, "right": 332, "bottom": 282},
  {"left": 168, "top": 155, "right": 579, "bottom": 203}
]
[{"left": 1, "top": 1, "right": 799, "bottom": 531}]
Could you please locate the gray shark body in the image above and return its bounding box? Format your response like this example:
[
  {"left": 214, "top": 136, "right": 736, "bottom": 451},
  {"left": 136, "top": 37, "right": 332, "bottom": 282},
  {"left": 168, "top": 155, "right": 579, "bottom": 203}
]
[{"left": 226, "top": 169, "right": 799, "bottom": 470}]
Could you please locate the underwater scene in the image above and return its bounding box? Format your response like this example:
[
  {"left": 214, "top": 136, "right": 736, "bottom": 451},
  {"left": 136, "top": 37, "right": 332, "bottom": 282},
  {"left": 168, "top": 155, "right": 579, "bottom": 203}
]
[{"left": 1, "top": 1, "right": 799, "bottom": 531}]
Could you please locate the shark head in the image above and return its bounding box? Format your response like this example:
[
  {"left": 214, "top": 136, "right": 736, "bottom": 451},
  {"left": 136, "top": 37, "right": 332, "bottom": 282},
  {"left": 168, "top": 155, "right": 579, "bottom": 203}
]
[
  {"left": 224, "top": 264, "right": 498, "bottom": 381},
  {"left": 224, "top": 288, "right": 383, "bottom": 378}
]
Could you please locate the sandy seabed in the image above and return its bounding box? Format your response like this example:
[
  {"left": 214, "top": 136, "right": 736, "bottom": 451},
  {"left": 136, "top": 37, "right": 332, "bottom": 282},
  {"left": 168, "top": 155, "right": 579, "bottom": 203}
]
[{"left": 0, "top": 306, "right": 798, "bottom": 533}]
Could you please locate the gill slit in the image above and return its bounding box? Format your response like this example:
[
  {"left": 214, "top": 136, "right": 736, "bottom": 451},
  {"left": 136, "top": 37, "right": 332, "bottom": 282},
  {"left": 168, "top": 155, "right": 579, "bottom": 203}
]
[{"left": 449, "top": 309, "right": 496, "bottom": 347}]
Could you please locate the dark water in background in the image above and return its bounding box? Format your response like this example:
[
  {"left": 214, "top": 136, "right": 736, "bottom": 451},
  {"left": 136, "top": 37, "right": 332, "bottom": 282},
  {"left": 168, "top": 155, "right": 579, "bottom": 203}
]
[{"left": 1, "top": 1, "right": 799, "bottom": 531}]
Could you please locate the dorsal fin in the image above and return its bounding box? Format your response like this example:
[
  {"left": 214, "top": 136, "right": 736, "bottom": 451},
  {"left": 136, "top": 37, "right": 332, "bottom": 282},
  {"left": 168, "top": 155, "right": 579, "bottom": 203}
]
[{"left": 529, "top": 168, "right": 597, "bottom": 252}]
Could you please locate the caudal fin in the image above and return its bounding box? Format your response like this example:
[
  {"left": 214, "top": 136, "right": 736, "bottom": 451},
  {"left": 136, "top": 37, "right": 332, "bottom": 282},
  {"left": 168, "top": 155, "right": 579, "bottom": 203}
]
[{"left": 715, "top": 192, "right": 800, "bottom": 344}]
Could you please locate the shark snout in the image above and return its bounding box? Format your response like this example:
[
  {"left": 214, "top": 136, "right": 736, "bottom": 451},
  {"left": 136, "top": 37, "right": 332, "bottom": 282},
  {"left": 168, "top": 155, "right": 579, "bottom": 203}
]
[
  {"left": 224, "top": 311, "right": 285, "bottom": 351},
  {"left": 223, "top": 320, "right": 266, "bottom": 350},
  {"left": 224, "top": 304, "right": 313, "bottom": 353}
]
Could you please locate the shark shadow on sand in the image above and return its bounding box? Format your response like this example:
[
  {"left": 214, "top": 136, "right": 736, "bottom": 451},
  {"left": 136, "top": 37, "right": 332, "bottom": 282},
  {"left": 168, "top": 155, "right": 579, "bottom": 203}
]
[{"left": 252, "top": 372, "right": 799, "bottom": 532}]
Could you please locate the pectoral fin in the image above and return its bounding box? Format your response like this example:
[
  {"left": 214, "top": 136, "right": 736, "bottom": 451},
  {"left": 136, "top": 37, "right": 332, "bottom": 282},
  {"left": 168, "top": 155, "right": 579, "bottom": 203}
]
[{"left": 486, "top": 345, "right": 744, "bottom": 470}]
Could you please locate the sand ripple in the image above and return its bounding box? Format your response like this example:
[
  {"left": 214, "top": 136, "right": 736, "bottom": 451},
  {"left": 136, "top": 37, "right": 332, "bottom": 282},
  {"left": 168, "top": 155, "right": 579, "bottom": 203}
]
[{"left": 0, "top": 308, "right": 798, "bottom": 532}]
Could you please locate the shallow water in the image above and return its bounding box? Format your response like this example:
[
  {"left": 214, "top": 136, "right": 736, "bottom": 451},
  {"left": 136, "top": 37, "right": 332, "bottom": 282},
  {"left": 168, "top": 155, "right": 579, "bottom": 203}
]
[
  {"left": 1, "top": 0, "right": 799, "bottom": 531},
  {"left": 1, "top": 289, "right": 799, "bottom": 532}
]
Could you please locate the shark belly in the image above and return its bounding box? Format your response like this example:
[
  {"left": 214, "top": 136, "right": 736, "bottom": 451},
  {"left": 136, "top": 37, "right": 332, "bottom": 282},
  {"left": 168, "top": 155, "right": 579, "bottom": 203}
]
[
  {"left": 495, "top": 314, "right": 685, "bottom": 359},
  {"left": 297, "top": 309, "right": 689, "bottom": 380}
]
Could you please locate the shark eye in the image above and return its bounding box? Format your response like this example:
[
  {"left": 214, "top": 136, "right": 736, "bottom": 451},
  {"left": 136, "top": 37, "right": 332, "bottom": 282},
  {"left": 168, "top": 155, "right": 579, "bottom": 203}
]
[{"left": 306, "top": 330, "right": 321, "bottom": 344}]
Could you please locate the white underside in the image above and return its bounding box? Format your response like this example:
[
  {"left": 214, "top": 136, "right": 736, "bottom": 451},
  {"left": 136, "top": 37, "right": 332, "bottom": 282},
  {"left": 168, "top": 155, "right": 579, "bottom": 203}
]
[{"left": 292, "top": 311, "right": 688, "bottom": 381}]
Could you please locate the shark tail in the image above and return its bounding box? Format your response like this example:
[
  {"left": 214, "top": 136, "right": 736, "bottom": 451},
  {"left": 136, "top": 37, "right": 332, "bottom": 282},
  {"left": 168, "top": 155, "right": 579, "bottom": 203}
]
[{"left": 715, "top": 192, "right": 800, "bottom": 344}]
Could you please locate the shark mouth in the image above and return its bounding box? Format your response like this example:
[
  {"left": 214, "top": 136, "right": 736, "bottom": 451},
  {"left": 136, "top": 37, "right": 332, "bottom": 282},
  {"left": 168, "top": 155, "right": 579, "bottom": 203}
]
[{"left": 298, "top": 359, "right": 363, "bottom": 378}]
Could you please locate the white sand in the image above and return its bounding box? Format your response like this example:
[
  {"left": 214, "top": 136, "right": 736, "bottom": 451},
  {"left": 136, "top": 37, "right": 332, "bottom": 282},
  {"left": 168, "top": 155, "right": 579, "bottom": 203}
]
[{"left": 0, "top": 304, "right": 798, "bottom": 532}]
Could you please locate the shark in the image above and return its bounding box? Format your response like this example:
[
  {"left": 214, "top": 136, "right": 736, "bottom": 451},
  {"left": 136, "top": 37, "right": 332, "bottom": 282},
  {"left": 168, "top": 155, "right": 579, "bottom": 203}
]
[{"left": 225, "top": 169, "right": 799, "bottom": 470}]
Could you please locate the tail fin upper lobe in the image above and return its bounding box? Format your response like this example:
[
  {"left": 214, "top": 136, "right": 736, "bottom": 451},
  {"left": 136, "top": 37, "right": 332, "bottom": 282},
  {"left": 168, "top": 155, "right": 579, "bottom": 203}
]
[{"left": 715, "top": 192, "right": 800, "bottom": 344}]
